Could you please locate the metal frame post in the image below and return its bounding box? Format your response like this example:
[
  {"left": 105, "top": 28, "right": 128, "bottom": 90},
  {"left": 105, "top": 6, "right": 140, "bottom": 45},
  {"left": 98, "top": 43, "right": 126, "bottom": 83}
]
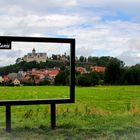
[
  {"left": 6, "top": 105, "right": 11, "bottom": 132},
  {"left": 50, "top": 104, "right": 56, "bottom": 129}
]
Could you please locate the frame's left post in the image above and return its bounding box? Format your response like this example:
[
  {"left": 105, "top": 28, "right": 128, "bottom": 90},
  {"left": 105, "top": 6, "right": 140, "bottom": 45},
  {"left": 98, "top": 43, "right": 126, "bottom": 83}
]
[
  {"left": 50, "top": 103, "right": 56, "bottom": 129},
  {"left": 6, "top": 105, "right": 11, "bottom": 132}
]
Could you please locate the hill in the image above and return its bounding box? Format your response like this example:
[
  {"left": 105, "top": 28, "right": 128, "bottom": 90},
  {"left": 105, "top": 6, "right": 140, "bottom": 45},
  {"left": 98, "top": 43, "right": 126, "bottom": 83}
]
[{"left": 0, "top": 56, "right": 123, "bottom": 76}]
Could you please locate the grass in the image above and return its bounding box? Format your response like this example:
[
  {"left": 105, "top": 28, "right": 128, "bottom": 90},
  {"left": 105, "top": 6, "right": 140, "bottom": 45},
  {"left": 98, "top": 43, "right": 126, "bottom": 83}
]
[
  {"left": 0, "top": 86, "right": 140, "bottom": 139},
  {"left": 0, "top": 86, "right": 69, "bottom": 100}
]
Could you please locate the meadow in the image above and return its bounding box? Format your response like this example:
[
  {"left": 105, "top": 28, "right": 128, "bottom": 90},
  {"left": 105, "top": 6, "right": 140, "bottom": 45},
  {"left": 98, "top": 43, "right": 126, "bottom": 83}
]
[{"left": 0, "top": 86, "right": 140, "bottom": 140}]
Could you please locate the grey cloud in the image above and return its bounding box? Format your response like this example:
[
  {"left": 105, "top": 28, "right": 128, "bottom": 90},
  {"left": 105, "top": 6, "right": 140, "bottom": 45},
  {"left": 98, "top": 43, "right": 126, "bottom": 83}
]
[
  {"left": 0, "top": 50, "right": 22, "bottom": 58},
  {"left": 119, "top": 51, "right": 140, "bottom": 66},
  {"left": 76, "top": 46, "right": 94, "bottom": 57},
  {"left": 0, "top": 50, "right": 22, "bottom": 66},
  {"left": 118, "top": 39, "right": 140, "bottom": 65},
  {"left": 0, "top": 0, "right": 140, "bottom": 66},
  {"left": 0, "top": 14, "right": 85, "bottom": 36}
]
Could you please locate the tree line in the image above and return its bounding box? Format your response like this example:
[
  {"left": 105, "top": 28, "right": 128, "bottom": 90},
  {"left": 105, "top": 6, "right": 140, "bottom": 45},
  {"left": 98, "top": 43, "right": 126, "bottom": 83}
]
[
  {"left": 55, "top": 57, "right": 140, "bottom": 86},
  {"left": 1, "top": 56, "right": 140, "bottom": 86}
]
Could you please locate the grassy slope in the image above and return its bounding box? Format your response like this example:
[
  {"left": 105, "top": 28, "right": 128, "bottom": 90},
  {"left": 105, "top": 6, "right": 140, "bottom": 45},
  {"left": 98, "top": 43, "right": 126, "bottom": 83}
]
[{"left": 0, "top": 86, "right": 140, "bottom": 140}]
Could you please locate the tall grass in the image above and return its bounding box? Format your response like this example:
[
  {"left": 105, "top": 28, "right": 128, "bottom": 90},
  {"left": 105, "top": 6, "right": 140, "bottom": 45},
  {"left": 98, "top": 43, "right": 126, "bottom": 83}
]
[{"left": 0, "top": 86, "right": 139, "bottom": 139}]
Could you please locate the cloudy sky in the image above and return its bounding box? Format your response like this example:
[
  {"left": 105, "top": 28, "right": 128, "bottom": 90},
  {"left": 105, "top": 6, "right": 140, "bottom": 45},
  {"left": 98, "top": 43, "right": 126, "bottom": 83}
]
[{"left": 0, "top": 0, "right": 140, "bottom": 66}]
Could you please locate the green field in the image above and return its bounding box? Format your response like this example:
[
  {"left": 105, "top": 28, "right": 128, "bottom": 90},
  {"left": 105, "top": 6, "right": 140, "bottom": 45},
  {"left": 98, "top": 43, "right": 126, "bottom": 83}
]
[{"left": 0, "top": 86, "right": 140, "bottom": 140}]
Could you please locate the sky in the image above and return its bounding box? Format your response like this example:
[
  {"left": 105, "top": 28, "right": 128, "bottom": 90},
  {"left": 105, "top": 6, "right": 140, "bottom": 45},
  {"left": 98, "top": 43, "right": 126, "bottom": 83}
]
[{"left": 0, "top": 0, "right": 140, "bottom": 66}]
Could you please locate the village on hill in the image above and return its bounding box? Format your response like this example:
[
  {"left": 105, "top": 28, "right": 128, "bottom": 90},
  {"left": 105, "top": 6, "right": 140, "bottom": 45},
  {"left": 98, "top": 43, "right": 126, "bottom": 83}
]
[
  {"left": 0, "top": 48, "right": 106, "bottom": 86},
  {"left": 0, "top": 66, "right": 105, "bottom": 86}
]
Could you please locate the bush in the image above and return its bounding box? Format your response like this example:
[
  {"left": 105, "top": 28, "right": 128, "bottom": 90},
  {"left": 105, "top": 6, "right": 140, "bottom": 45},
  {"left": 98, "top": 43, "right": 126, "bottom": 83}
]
[
  {"left": 77, "top": 74, "right": 92, "bottom": 86},
  {"left": 77, "top": 72, "right": 100, "bottom": 87},
  {"left": 55, "top": 70, "right": 69, "bottom": 85},
  {"left": 40, "top": 79, "right": 50, "bottom": 85}
]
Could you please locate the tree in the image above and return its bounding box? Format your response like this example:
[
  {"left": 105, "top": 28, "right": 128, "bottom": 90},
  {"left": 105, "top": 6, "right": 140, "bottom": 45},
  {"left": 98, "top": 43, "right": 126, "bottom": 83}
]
[
  {"left": 77, "top": 74, "right": 92, "bottom": 86},
  {"left": 52, "top": 54, "right": 57, "bottom": 60},
  {"left": 40, "top": 78, "right": 50, "bottom": 85},
  {"left": 87, "top": 56, "right": 92, "bottom": 62},
  {"left": 79, "top": 56, "right": 85, "bottom": 62},
  {"left": 90, "top": 72, "right": 100, "bottom": 86},
  {"left": 55, "top": 70, "right": 69, "bottom": 85},
  {"left": 104, "top": 59, "right": 124, "bottom": 85},
  {"left": 16, "top": 58, "right": 23, "bottom": 64},
  {"left": 124, "top": 64, "right": 140, "bottom": 85},
  {"left": 77, "top": 72, "right": 99, "bottom": 86}
]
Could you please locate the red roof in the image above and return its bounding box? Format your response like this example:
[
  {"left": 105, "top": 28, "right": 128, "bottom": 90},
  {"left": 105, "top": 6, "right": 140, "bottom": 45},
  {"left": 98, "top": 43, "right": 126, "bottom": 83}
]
[
  {"left": 32, "top": 69, "right": 59, "bottom": 77},
  {"left": 91, "top": 66, "right": 106, "bottom": 72},
  {"left": 3, "top": 76, "right": 10, "bottom": 81},
  {"left": 45, "top": 70, "right": 59, "bottom": 76}
]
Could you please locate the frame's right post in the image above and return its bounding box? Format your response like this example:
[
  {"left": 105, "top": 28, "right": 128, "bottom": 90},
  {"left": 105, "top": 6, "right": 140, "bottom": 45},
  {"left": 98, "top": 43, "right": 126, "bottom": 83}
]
[{"left": 70, "top": 39, "right": 75, "bottom": 103}]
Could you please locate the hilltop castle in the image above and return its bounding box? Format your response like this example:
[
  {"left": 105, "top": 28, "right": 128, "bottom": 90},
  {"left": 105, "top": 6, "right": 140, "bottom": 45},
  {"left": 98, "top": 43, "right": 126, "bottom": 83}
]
[{"left": 23, "top": 48, "right": 48, "bottom": 63}]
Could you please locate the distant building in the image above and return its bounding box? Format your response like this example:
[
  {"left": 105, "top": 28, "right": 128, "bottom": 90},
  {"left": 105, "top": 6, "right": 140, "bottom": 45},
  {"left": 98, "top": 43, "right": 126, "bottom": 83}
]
[
  {"left": 23, "top": 48, "right": 48, "bottom": 63},
  {"left": 45, "top": 69, "right": 60, "bottom": 78},
  {"left": 17, "top": 70, "right": 26, "bottom": 80},
  {"left": 91, "top": 66, "right": 106, "bottom": 72},
  {"left": 8, "top": 73, "right": 17, "bottom": 81},
  {"left": 76, "top": 67, "right": 87, "bottom": 74},
  {"left": 61, "top": 52, "right": 68, "bottom": 62},
  {"left": 12, "top": 78, "right": 20, "bottom": 86},
  {"left": 0, "top": 76, "right": 4, "bottom": 83},
  {"left": 3, "top": 76, "right": 10, "bottom": 83},
  {"left": 52, "top": 52, "right": 68, "bottom": 62},
  {"left": 31, "top": 68, "right": 60, "bottom": 84}
]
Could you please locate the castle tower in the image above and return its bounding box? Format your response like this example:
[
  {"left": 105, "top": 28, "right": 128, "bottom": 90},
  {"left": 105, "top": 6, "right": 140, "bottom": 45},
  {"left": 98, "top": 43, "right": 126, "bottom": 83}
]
[{"left": 32, "top": 48, "right": 36, "bottom": 54}]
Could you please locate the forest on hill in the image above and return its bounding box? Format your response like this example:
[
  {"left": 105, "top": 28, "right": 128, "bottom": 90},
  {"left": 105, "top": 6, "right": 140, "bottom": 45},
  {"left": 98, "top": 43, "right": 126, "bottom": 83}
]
[{"left": 0, "top": 56, "right": 122, "bottom": 75}]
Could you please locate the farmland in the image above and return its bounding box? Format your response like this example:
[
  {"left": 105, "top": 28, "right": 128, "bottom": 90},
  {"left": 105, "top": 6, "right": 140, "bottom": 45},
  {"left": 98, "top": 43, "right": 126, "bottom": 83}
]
[{"left": 0, "top": 86, "right": 140, "bottom": 140}]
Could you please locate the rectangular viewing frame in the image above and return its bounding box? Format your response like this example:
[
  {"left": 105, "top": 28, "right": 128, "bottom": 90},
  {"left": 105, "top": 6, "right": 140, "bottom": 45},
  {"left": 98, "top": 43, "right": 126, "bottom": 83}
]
[{"left": 0, "top": 36, "right": 75, "bottom": 106}]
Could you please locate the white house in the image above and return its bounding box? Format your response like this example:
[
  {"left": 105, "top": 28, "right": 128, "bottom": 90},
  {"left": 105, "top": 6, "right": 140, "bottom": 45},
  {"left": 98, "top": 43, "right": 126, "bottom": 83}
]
[
  {"left": 12, "top": 78, "right": 20, "bottom": 86},
  {"left": 0, "top": 76, "right": 4, "bottom": 83}
]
